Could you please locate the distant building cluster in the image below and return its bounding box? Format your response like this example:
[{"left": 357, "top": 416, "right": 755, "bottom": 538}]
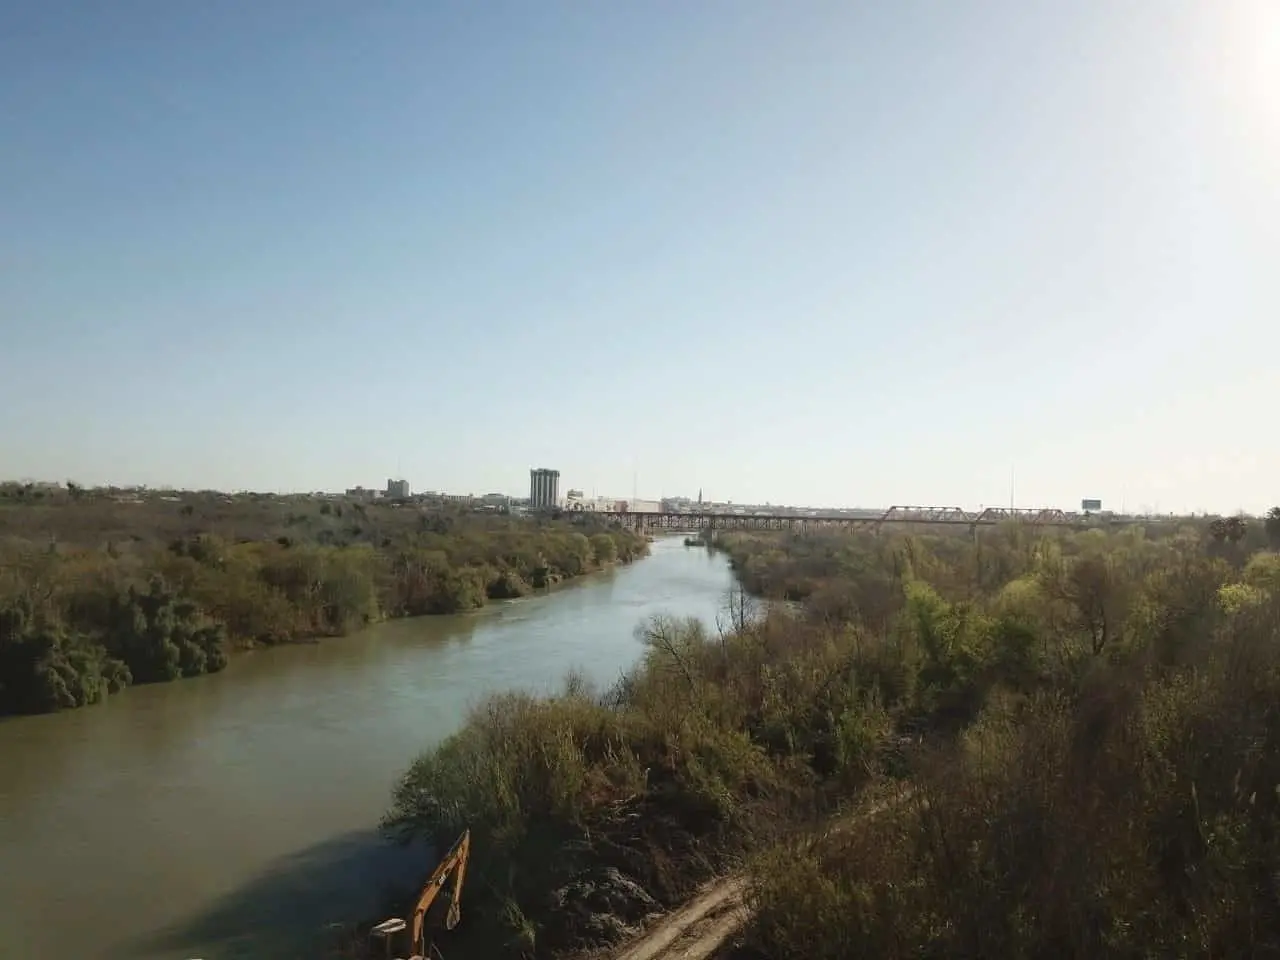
[
  {"left": 344, "top": 479, "right": 411, "bottom": 500},
  {"left": 530, "top": 466, "right": 681, "bottom": 514},
  {"left": 339, "top": 464, "right": 702, "bottom": 518},
  {"left": 564, "top": 492, "right": 622, "bottom": 513}
]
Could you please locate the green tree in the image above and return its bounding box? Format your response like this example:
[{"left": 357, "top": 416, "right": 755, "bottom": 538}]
[
  {"left": 1242, "top": 551, "right": 1280, "bottom": 594},
  {"left": 589, "top": 533, "right": 618, "bottom": 565},
  {"left": 103, "top": 577, "right": 227, "bottom": 684},
  {"left": 1040, "top": 552, "right": 1132, "bottom": 656},
  {"left": 0, "top": 602, "right": 130, "bottom": 714},
  {"left": 1265, "top": 506, "right": 1280, "bottom": 547}
]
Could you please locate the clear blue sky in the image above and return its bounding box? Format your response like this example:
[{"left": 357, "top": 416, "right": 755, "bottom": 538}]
[{"left": 2, "top": 1, "right": 1276, "bottom": 512}]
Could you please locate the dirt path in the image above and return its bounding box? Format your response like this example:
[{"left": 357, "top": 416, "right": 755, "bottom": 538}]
[
  {"left": 604, "top": 787, "right": 914, "bottom": 960},
  {"left": 609, "top": 876, "right": 747, "bottom": 960}
]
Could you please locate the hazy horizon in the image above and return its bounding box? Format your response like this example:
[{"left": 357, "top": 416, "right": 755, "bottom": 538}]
[
  {"left": 0, "top": 475, "right": 1236, "bottom": 517},
  {"left": 3, "top": 2, "right": 1276, "bottom": 513}
]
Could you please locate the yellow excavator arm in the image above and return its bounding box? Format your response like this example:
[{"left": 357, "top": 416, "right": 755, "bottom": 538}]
[
  {"left": 369, "top": 829, "right": 471, "bottom": 959},
  {"left": 412, "top": 829, "right": 470, "bottom": 946}
]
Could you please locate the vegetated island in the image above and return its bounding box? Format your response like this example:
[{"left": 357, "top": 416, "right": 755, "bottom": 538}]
[
  {"left": 380, "top": 508, "right": 1280, "bottom": 959},
  {"left": 0, "top": 483, "right": 647, "bottom": 716}
]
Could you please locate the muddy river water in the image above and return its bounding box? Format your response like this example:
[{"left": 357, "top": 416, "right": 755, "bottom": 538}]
[{"left": 0, "top": 538, "right": 734, "bottom": 959}]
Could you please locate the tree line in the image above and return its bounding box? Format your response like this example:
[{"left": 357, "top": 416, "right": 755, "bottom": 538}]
[
  {"left": 0, "top": 495, "right": 647, "bottom": 715},
  {"left": 380, "top": 509, "right": 1280, "bottom": 958}
]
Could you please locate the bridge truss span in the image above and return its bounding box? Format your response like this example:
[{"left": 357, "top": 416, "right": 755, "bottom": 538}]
[
  {"left": 972, "top": 506, "right": 1071, "bottom": 525},
  {"left": 880, "top": 505, "right": 971, "bottom": 524},
  {"left": 605, "top": 504, "right": 1085, "bottom": 534}
]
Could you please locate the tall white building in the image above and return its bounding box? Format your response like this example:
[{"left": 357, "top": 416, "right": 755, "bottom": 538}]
[
  {"left": 529, "top": 468, "right": 560, "bottom": 510},
  {"left": 386, "top": 478, "right": 410, "bottom": 499}
]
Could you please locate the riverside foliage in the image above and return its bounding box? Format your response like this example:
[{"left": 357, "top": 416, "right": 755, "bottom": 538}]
[
  {"left": 0, "top": 487, "right": 646, "bottom": 715},
  {"left": 382, "top": 511, "right": 1280, "bottom": 958}
]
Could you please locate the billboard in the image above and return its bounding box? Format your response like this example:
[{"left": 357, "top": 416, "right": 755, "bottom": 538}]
[{"left": 1081, "top": 499, "right": 1102, "bottom": 512}]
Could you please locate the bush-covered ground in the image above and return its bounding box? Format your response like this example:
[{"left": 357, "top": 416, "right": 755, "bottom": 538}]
[
  {"left": 381, "top": 512, "right": 1280, "bottom": 958},
  {"left": 0, "top": 486, "right": 646, "bottom": 715}
]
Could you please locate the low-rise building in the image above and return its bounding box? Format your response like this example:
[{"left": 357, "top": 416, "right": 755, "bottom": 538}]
[{"left": 621, "top": 498, "right": 662, "bottom": 513}]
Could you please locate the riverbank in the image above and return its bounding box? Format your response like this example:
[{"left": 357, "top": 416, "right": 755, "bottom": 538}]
[
  {"left": 0, "top": 494, "right": 647, "bottom": 715},
  {"left": 381, "top": 519, "right": 1280, "bottom": 958},
  {"left": 379, "top": 590, "right": 891, "bottom": 956}
]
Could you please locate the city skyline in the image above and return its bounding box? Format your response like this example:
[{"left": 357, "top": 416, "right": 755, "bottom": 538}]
[
  {"left": 2, "top": 3, "right": 1276, "bottom": 514},
  {"left": 0, "top": 473, "right": 1244, "bottom": 519}
]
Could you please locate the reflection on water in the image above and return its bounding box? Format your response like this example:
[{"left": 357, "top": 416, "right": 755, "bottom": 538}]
[{"left": 0, "top": 538, "right": 733, "bottom": 960}]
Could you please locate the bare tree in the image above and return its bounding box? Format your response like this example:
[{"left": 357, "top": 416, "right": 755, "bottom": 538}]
[
  {"left": 638, "top": 615, "right": 697, "bottom": 691},
  {"left": 717, "top": 581, "right": 760, "bottom": 637}
]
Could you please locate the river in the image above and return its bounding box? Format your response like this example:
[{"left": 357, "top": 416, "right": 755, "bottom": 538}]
[{"left": 0, "top": 538, "right": 734, "bottom": 960}]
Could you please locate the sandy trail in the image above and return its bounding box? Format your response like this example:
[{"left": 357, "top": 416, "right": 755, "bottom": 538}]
[{"left": 609, "top": 876, "right": 748, "bottom": 960}]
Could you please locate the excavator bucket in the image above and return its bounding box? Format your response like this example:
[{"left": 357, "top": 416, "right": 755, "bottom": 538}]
[{"left": 368, "top": 917, "right": 408, "bottom": 958}]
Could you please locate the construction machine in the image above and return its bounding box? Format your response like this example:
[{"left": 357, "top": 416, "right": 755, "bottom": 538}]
[{"left": 368, "top": 830, "right": 471, "bottom": 960}]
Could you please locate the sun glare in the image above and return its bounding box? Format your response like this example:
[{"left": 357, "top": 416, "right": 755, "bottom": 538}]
[{"left": 1223, "top": 0, "right": 1280, "bottom": 148}]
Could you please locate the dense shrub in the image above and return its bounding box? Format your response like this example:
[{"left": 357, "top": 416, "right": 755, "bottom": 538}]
[
  {"left": 102, "top": 576, "right": 228, "bottom": 683},
  {"left": 740, "top": 600, "right": 1280, "bottom": 958},
  {"left": 381, "top": 605, "right": 909, "bottom": 954},
  {"left": 381, "top": 515, "right": 1280, "bottom": 957},
  {"left": 0, "top": 602, "right": 130, "bottom": 713},
  {"left": 719, "top": 523, "right": 1280, "bottom": 959}
]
